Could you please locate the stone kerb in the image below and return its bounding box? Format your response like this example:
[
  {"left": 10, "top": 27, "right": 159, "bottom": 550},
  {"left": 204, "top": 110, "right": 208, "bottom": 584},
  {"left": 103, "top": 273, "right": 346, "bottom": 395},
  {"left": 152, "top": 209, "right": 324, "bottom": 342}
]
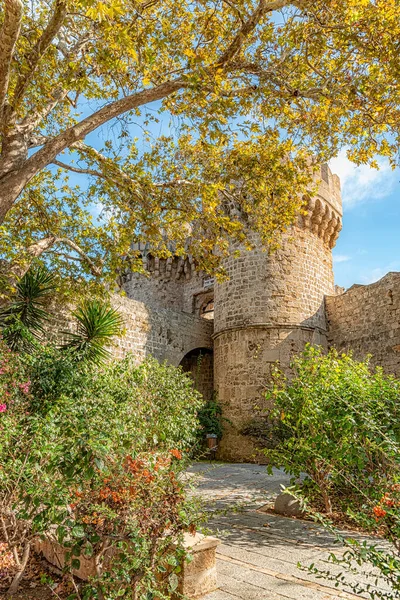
[{"left": 35, "top": 533, "right": 220, "bottom": 599}]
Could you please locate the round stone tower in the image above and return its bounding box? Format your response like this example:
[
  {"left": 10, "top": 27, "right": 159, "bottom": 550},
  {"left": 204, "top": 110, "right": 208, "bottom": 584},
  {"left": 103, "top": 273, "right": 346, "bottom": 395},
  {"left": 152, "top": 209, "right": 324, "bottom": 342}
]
[{"left": 213, "top": 164, "right": 342, "bottom": 461}]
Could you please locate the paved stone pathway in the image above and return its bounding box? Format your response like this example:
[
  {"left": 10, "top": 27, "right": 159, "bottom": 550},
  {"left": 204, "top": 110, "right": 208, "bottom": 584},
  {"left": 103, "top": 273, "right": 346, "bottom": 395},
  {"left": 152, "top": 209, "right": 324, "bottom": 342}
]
[{"left": 189, "top": 462, "right": 386, "bottom": 600}]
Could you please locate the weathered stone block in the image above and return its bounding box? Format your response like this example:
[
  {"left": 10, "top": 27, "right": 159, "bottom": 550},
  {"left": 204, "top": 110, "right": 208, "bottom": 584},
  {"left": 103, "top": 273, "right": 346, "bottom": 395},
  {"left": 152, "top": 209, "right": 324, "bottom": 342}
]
[
  {"left": 35, "top": 532, "right": 220, "bottom": 599},
  {"left": 274, "top": 492, "right": 305, "bottom": 517},
  {"left": 180, "top": 533, "right": 220, "bottom": 598}
]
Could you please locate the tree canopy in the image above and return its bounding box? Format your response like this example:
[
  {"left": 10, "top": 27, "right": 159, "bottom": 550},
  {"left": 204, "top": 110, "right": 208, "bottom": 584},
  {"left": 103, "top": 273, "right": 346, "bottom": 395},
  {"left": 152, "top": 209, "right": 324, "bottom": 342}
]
[{"left": 0, "top": 0, "right": 398, "bottom": 296}]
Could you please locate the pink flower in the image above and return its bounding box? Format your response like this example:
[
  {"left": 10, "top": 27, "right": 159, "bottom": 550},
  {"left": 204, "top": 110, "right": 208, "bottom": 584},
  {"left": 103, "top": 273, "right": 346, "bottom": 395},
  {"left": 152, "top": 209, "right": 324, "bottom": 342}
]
[
  {"left": 19, "top": 381, "right": 31, "bottom": 394},
  {"left": 0, "top": 404, "right": 7, "bottom": 413}
]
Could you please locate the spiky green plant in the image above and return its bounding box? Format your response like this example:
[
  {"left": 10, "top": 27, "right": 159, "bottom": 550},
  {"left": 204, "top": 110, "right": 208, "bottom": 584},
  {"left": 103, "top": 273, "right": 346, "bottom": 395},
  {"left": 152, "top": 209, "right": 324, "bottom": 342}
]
[
  {"left": 0, "top": 267, "right": 56, "bottom": 350},
  {"left": 62, "top": 300, "right": 124, "bottom": 364}
]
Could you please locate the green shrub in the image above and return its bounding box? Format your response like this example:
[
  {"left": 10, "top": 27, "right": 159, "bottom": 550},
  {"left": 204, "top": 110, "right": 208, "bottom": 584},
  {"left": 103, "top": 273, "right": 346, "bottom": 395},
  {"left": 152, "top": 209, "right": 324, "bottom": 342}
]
[
  {"left": 263, "top": 345, "right": 400, "bottom": 515},
  {"left": 0, "top": 266, "right": 124, "bottom": 362},
  {"left": 197, "top": 393, "right": 225, "bottom": 439},
  {"left": 0, "top": 267, "right": 55, "bottom": 351},
  {"left": 0, "top": 343, "right": 203, "bottom": 596},
  {"left": 261, "top": 345, "right": 400, "bottom": 599}
]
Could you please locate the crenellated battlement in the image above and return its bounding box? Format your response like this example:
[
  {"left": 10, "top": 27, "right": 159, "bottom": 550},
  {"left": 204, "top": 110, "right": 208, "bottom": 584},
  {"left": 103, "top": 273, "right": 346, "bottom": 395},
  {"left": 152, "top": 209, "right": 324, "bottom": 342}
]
[
  {"left": 299, "top": 195, "right": 342, "bottom": 249},
  {"left": 129, "top": 242, "right": 197, "bottom": 281},
  {"left": 297, "top": 164, "right": 342, "bottom": 249},
  {"left": 130, "top": 164, "right": 342, "bottom": 282}
]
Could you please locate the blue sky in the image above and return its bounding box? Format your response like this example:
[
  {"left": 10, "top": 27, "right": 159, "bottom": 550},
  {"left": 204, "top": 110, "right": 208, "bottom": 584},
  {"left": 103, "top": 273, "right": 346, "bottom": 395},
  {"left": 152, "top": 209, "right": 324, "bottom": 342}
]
[{"left": 329, "top": 151, "right": 400, "bottom": 290}]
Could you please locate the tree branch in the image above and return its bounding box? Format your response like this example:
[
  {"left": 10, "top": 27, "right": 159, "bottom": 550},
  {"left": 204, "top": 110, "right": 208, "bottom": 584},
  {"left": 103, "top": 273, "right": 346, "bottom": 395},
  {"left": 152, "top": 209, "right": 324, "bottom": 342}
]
[
  {"left": 23, "top": 86, "right": 70, "bottom": 134},
  {"left": 54, "top": 153, "right": 196, "bottom": 192},
  {"left": 21, "top": 79, "right": 186, "bottom": 184},
  {"left": 0, "top": 0, "right": 23, "bottom": 121},
  {"left": 27, "top": 134, "right": 51, "bottom": 149},
  {"left": 7, "top": 236, "right": 57, "bottom": 278},
  {"left": 7, "top": 235, "right": 102, "bottom": 279},
  {"left": 22, "top": 34, "right": 91, "bottom": 132},
  {"left": 26, "top": 236, "right": 58, "bottom": 259},
  {"left": 11, "top": 0, "right": 68, "bottom": 109},
  {"left": 52, "top": 159, "right": 104, "bottom": 179},
  {"left": 154, "top": 179, "right": 196, "bottom": 188},
  {"left": 55, "top": 238, "right": 103, "bottom": 276},
  {"left": 217, "top": 0, "right": 293, "bottom": 66},
  {"left": 72, "top": 142, "right": 135, "bottom": 186},
  {"left": 0, "top": 78, "right": 187, "bottom": 226}
]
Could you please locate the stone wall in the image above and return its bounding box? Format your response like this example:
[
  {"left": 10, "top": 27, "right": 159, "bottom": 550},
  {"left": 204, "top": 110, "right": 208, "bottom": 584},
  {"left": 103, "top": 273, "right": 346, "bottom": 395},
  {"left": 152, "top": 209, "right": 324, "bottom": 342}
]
[
  {"left": 47, "top": 294, "right": 213, "bottom": 368},
  {"left": 111, "top": 295, "right": 213, "bottom": 367},
  {"left": 326, "top": 272, "right": 400, "bottom": 377},
  {"left": 122, "top": 254, "right": 208, "bottom": 315},
  {"left": 123, "top": 270, "right": 185, "bottom": 311},
  {"left": 113, "top": 166, "right": 346, "bottom": 462},
  {"left": 214, "top": 226, "right": 335, "bottom": 335},
  {"left": 214, "top": 324, "right": 328, "bottom": 461}
]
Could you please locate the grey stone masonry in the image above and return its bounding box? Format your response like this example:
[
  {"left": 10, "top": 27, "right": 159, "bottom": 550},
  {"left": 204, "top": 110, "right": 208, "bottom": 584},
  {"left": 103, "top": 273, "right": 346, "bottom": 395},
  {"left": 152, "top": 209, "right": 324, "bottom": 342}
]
[{"left": 111, "top": 295, "right": 213, "bottom": 366}]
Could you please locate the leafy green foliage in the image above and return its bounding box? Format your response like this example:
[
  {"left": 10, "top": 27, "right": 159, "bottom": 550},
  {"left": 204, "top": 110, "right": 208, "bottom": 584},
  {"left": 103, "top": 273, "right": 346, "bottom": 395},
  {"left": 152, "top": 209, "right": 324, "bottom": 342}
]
[
  {"left": 0, "top": 267, "right": 124, "bottom": 364},
  {"left": 197, "top": 393, "right": 226, "bottom": 439},
  {"left": 68, "top": 450, "right": 198, "bottom": 599},
  {"left": 263, "top": 345, "right": 400, "bottom": 515},
  {"left": 0, "top": 266, "right": 56, "bottom": 350},
  {"left": 262, "top": 345, "right": 400, "bottom": 599},
  {"left": 61, "top": 300, "right": 124, "bottom": 364},
  {"left": 6, "top": 267, "right": 55, "bottom": 329},
  {"left": 307, "top": 528, "right": 400, "bottom": 600},
  {"left": 0, "top": 343, "right": 203, "bottom": 596}
]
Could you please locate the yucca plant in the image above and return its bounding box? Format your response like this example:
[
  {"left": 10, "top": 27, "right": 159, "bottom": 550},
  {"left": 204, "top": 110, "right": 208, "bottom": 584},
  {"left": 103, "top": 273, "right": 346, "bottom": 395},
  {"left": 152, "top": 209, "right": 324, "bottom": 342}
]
[
  {"left": 0, "top": 267, "right": 56, "bottom": 350},
  {"left": 62, "top": 300, "right": 124, "bottom": 364}
]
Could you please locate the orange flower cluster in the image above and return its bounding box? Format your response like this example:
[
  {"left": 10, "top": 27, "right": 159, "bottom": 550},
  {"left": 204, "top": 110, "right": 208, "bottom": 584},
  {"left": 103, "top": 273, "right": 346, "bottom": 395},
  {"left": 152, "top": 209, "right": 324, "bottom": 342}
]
[
  {"left": 382, "top": 492, "right": 395, "bottom": 508},
  {"left": 124, "top": 456, "right": 156, "bottom": 483},
  {"left": 70, "top": 452, "right": 184, "bottom": 516},
  {"left": 373, "top": 505, "right": 387, "bottom": 519},
  {"left": 170, "top": 449, "right": 182, "bottom": 460},
  {"left": 99, "top": 486, "right": 124, "bottom": 504},
  {"left": 81, "top": 513, "right": 105, "bottom": 527},
  {"left": 372, "top": 485, "right": 400, "bottom": 521},
  {"left": 66, "top": 451, "right": 188, "bottom": 543}
]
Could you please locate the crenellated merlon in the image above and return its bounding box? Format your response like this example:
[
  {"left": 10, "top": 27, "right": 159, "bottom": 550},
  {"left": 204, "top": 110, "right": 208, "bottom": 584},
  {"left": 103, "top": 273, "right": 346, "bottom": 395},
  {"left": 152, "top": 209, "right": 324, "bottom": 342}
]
[
  {"left": 299, "top": 196, "right": 342, "bottom": 249},
  {"left": 129, "top": 241, "right": 197, "bottom": 281},
  {"left": 298, "top": 164, "right": 342, "bottom": 249}
]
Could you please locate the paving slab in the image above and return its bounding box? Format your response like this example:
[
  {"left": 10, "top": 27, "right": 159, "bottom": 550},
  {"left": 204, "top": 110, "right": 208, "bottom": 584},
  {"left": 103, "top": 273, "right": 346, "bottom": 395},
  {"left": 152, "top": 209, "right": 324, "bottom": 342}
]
[{"left": 189, "top": 462, "right": 388, "bottom": 600}]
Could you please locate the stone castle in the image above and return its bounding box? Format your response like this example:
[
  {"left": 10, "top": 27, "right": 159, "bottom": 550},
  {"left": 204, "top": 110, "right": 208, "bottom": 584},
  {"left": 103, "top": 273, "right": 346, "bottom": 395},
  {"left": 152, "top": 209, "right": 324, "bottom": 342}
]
[{"left": 111, "top": 165, "right": 400, "bottom": 461}]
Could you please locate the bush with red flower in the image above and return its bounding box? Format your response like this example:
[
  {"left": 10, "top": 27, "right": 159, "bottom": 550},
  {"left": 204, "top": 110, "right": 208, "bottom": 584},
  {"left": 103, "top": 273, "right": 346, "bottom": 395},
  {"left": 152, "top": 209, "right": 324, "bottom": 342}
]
[
  {"left": 272, "top": 347, "right": 400, "bottom": 599},
  {"left": 62, "top": 450, "right": 198, "bottom": 599},
  {"left": 0, "top": 339, "right": 203, "bottom": 597}
]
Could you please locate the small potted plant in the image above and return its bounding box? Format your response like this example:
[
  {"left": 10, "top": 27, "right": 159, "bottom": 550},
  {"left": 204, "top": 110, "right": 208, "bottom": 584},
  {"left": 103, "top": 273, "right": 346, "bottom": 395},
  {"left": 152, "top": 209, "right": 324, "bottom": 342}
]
[{"left": 198, "top": 394, "right": 226, "bottom": 456}]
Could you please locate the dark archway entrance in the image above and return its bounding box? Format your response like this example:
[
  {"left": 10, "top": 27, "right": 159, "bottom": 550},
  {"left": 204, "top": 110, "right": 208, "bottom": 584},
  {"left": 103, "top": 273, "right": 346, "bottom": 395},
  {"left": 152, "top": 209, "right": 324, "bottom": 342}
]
[{"left": 180, "top": 347, "right": 214, "bottom": 402}]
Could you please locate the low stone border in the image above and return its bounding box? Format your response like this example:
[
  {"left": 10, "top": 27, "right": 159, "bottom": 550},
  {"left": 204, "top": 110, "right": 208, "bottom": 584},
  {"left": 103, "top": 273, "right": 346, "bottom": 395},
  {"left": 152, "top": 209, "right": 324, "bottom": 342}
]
[{"left": 35, "top": 532, "right": 220, "bottom": 599}]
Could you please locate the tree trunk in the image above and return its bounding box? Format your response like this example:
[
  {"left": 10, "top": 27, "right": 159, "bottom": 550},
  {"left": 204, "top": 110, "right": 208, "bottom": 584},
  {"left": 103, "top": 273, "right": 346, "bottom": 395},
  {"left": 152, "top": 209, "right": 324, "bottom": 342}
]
[
  {"left": 6, "top": 542, "right": 30, "bottom": 595},
  {"left": 0, "top": 168, "right": 30, "bottom": 225},
  {"left": 321, "top": 487, "right": 333, "bottom": 515}
]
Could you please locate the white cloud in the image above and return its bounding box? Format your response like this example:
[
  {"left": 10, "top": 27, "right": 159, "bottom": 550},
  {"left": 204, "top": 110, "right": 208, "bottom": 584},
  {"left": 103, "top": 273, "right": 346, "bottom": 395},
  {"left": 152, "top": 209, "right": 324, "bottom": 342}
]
[
  {"left": 333, "top": 254, "right": 351, "bottom": 264},
  {"left": 329, "top": 149, "right": 397, "bottom": 209},
  {"left": 360, "top": 261, "right": 400, "bottom": 284},
  {"left": 360, "top": 267, "right": 389, "bottom": 285}
]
